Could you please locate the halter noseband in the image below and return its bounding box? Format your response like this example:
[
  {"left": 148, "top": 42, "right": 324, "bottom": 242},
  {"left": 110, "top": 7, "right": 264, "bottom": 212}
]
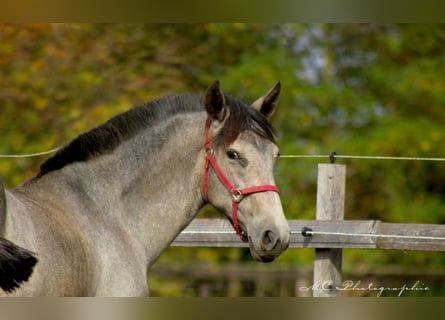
[{"left": 203, "top": 117, "right": 280, "bottom": 242}]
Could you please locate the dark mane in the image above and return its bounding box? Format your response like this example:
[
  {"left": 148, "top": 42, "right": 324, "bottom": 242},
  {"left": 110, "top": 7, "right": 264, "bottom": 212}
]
[
  {"left": 37, "top": 94, "right": 203, "bottom": 177},
  {"left": 37, "top": 93, "right": 276, "bottom": 177}
]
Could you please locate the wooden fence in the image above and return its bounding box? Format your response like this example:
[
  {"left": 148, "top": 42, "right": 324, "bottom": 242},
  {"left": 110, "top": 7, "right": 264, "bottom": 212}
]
[{"left": 171, "top": 164, "right": 445, "bottom": 297}]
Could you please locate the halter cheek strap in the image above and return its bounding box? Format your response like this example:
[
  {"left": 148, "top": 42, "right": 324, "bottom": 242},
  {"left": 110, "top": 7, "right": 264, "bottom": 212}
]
[{"left": 203, "top": 117, "right": 280, "bottom": 241}]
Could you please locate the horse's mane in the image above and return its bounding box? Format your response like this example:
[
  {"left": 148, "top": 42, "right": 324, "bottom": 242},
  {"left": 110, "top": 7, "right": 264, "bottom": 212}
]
[{"left": 37, "top": 93, "right": 276, "bottom": 178}]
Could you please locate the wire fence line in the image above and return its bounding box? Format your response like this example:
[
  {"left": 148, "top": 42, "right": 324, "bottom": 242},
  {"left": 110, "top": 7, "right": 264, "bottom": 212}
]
[
  {"left": 294, "top": 229, "right": 445, "bottom": 241},
  {"left": 279, "top": 154, "right": 445, "bottom": 162},
  {"left": 2, "top": 147, "right": 445, "bottom": 162},
  {"left": 0, "top": 147, "right": 61, "bottom": 158}
]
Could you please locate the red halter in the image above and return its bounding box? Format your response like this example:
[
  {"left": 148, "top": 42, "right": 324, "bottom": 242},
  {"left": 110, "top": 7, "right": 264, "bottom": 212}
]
[{"left": 203, "top": 117, "right": 280, "bottom": 241}]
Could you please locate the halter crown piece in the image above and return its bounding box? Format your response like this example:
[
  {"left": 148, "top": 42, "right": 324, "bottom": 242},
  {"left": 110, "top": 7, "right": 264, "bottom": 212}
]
[{"left": 203, "top": 117, "right": 280, "bottom": 242}]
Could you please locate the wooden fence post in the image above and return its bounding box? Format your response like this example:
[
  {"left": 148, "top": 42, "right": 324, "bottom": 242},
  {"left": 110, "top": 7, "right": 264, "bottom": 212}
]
[{"left": 313, "top": 163, "right": 346, "bottom": 297}]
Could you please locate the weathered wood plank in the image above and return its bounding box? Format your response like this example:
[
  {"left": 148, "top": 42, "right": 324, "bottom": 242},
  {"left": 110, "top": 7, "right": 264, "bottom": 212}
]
[
  {"left": 173, "top": 219, "right": 445, "bottom": 251},
  {"left": 313, "top": 164, "right": 346, "bottom": 297},
  {"left": 378, "top": 223, "right": 445, "bottom": 251},
  {"left": 315, "top": 164, "right": 346, "bottom": 221}
]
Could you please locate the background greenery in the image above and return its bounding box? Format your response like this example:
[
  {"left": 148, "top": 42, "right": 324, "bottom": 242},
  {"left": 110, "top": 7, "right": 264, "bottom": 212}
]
[{"left": 1, "top": 23, "right": 445, "bottom": 296}]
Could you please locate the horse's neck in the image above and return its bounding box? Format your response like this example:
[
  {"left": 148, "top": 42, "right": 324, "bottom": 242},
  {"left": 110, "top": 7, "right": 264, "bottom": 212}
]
[
  {"left": 118, "top": 113, "right": 208, "bottom": 262},
  {"left": 28, "top": 112, "right": 207, "bottom": 265}
]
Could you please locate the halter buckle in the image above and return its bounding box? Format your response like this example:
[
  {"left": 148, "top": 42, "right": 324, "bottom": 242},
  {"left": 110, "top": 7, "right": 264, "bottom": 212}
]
[
  {"left": 232, "top": 189, "right": 244, "bottom": 203},
  {"left": 205, "top": 148, "right": 214, "bottom": 157}
]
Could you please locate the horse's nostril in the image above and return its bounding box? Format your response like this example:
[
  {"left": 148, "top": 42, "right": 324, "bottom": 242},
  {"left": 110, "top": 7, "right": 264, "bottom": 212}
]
[
  {"left": 261, "top": 230, "right": 278, "bottom": 251},
  {"left": 263, "top": 230, "right": 272, "bottom": 244}
]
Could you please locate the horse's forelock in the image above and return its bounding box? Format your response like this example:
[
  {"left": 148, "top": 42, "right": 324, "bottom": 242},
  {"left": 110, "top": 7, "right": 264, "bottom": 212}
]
[{"left": 213, "top": 96, "right": 277, "bottom": 149}]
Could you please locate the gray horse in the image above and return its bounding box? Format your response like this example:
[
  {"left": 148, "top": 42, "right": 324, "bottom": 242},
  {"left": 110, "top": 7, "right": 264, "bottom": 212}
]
[
  {"left": 1, "top": 81, "right": 290, "bottom": 296},
  {"left": 0, "top": 181, "right": 37, "bottom": 292}
]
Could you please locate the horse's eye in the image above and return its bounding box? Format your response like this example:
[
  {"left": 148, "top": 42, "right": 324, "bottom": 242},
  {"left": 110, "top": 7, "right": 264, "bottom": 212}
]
[{"left": 226, "top": 149, "right": 239, "bottom": 160}]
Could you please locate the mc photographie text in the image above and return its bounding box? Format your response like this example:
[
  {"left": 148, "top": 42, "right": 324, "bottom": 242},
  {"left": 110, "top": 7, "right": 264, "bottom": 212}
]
[{"left": 299, "top": 280, "right": 430, "bottom": 297}]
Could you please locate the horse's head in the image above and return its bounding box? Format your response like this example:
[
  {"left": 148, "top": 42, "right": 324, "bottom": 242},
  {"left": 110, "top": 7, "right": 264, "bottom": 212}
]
[{"left": 203, "top": 81, "right": 290, "bottom": 262}]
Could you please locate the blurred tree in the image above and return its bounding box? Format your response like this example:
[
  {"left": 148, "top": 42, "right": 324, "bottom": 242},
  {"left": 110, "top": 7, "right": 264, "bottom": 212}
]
[{"left": 2, "top": 23, "right": 445, "bottom": 296}]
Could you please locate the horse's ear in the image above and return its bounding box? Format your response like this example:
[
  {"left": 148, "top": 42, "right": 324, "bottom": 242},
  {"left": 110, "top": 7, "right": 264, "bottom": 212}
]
[
  {"left": 251, "top": 82, "right": 281, "bottom": 118},
  {"left": 205, "top": 80, "right": 227, "bottom": 121}
]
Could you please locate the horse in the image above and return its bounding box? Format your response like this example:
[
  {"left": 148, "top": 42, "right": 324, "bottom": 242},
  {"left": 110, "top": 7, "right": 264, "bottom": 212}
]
[
  {"left": 0, "top": 181, "right": 37, "bottom": 293},
  {"left": 1, "top": 80, "right": 290, "bottom": 296}
]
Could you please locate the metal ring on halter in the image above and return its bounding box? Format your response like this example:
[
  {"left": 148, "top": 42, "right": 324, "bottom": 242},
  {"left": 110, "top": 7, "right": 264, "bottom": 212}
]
[{"left": 232, "top": 189, "right": 244, "bottom": 203}]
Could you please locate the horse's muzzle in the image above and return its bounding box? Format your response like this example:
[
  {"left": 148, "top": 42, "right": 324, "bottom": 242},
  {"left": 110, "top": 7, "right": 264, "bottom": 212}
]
[{"left": 248, "top": 229, "right": 290, "bottom": 263}]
